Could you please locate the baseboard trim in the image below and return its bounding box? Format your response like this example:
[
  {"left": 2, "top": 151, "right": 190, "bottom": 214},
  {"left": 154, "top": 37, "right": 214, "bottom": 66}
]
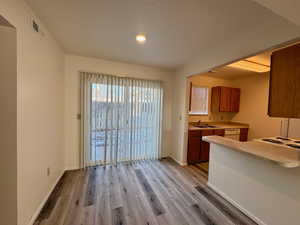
[
  {"left": 27, "top": 170, "right": 65, "bottom": 225},
  {"left": 207, "top": 182, "right": 267, "bottom": 225},
  {"left": 65, "top": 166, "right": 80, "bottom": 171},
  {"left": 169, "top": 156, "right": 187, "bottom": 166}
]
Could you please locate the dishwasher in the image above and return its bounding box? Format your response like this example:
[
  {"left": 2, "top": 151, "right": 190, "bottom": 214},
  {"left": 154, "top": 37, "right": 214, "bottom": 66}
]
[{"left": 224, "top": 128, "right": 240, "bottom": 141}]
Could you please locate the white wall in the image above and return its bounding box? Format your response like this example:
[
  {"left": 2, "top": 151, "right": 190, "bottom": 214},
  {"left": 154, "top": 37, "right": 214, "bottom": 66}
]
[
  {"left": 0, "top": 25, "right": 17, "bottom": 225},
  {"left": 209, "top": 144, "right": 300, "bottom": 225},
  {"left": 289, "top": 119, "right": 300, "bottom": 138},
  {"left": 232, "top": 74, "right": 282, "bottom": 140},
  {"left": 0, "top": 1, "right": 65, "bottom": 225},
  {"left": 64, "top": 54, "right": 174, "bottom": 169}
]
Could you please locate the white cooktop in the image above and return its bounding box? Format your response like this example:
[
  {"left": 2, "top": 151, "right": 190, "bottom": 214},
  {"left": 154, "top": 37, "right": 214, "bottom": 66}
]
[{"left": 255, "top": 137, "right": 300, "bottom": 150}]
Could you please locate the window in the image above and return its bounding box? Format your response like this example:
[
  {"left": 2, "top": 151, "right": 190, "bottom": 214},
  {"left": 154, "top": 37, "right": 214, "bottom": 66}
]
[
  {"left": 189, "top": 85, "right": 209, "bottom": 115},
  {"left": 81, "top": 72, "right": 163, "bottom": 167}
]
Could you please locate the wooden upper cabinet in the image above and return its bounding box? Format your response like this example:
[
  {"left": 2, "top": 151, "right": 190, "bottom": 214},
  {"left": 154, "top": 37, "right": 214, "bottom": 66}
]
[
  {"left": 230, "top": 88, "right": 240, "bottom": 112},
  {"left": 269, "top": 43, "right": 300, "bottom": 118},
  {"left": 212, "top": 86, "right": 240, "bottom": 113},
  {"left": 219, "top": 87, "right": 232, "bottom": 112}
]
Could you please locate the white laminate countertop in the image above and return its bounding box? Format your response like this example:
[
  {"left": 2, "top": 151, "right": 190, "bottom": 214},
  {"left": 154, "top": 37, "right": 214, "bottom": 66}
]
[
  {"left": 203, "top": 136, "right": 300, "bottom": 168},
  {"left": 189, "top": 122, "right": 249, "bottom": 131}
]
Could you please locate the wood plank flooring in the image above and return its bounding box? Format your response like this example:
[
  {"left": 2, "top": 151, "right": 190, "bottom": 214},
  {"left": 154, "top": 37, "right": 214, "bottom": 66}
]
[{"left": 34, "top": 158, "right": 258, "bottom": 225}]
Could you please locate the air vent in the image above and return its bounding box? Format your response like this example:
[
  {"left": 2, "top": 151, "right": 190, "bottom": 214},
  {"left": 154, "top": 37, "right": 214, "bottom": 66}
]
[{"left": 32, "top": 20, "right": 39, "bottom": 32}]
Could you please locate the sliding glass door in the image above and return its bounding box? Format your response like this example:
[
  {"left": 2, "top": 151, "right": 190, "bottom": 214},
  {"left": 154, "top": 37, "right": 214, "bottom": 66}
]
[{"left": 81, "top": 72, "right": 163, "bottom": 167}]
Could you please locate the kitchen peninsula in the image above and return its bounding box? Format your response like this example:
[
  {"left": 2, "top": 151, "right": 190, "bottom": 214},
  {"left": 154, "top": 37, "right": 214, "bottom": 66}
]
[{"left": 204, "top": 136, "right": 300, "bottom": 225}]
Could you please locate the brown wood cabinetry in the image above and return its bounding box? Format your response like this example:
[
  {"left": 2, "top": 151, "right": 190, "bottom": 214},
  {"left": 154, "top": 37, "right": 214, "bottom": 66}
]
[
  {"left": 230, "top": 88, "right": 241, "bottom": 112},
  {"left": 269, "top": 43, "right": 300, "bottom": 118},
  {"left": 187, "top": 129, "right": 225, "bottom": 164},
  {"left": 211, "top": 86, "right": 240, "bottom": 113},
  {"left": 239, "top": 128, "right": 249, "bottom": 142}
]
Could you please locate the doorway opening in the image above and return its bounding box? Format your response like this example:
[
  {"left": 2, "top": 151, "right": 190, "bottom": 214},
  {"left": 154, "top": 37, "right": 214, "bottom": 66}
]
[{"left": 186, "top": 40, "right": 300, "bottom": 177}]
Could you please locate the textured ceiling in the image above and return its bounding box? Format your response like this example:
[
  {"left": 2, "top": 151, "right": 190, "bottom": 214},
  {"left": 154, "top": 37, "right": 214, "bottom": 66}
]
[
  {"left": 195, "top": 51, "right": 272, "bottom": 80},
  {"left": 26, "top": 0, "right": 300, "bottom": 70},
  {"left": 253, "top": 0, "right": 300, "bottom": 27},
  {"left": 0, "top": 15, "right": 14, "bottom": 27}
]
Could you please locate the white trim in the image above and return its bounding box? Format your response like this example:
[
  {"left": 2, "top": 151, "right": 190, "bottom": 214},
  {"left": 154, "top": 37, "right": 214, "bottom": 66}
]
[
  {"left": 65, "top": 166, "right": 80, "bottom": 171},
  {"left": 27, "top": 170, "right": 65, "bottom": 225},
  {"left": 169, "top": 155, "right": 187, "bottom": 166},
  {"left": 207, "top": 182, "right": 267, "bottom": 225},
  {"left": 188, "top": 113, "right": 209, "bottom": 116}
]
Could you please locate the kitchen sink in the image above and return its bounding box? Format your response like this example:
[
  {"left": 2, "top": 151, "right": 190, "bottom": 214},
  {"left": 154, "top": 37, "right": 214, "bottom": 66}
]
[{"left": 194, "top": 124, "right": 218, "bottom": 128}]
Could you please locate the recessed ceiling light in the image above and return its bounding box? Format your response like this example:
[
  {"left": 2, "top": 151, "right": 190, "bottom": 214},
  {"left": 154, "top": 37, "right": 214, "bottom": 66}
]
[{"left": 136, "top": 34, "right": 146, "bottom": 44}]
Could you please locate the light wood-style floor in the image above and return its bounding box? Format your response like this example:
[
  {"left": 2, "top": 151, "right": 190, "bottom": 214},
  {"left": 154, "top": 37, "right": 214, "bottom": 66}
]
[
  {"left": 195, "top": 162, "right": 209, "bottom": 174},
  {"left": 34, "top": 158, "right": 257, "bottom": 225}
]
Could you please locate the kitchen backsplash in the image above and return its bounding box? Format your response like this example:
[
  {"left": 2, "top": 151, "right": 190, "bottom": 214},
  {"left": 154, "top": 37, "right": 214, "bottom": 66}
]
[{"left": 188, "top": 112, "right": 236, "bottom": 123}]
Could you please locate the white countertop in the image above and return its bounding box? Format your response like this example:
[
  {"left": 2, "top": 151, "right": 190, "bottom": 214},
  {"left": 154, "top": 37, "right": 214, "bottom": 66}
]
[
  {"left": 203, "top": 136, "right": 300, "bottom": 168},
  {"left": 189, "top": 122, "right": 249, "bottom": 131}
]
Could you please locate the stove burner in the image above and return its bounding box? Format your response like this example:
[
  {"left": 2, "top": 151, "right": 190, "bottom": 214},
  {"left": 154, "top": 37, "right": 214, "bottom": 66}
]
[
  {"left": 276, "top": 137, "right": 291, "bottom": 141},
  {"left": 262, "top": 139, "right": 284, "bottom": 144},
  {"left": 286, "top": 144, "right": 300, "bottom": 149}
]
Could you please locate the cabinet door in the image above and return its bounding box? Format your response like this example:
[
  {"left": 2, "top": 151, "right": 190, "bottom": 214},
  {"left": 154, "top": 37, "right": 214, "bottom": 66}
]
[
  {"left": 211, "top": 87, "right": 220, "bottom": 113},
  {"left": 269, "top": 44, "right": 300, "bottom": 118},
  {"left": 200, "top": 141, "right": 210, "bottom": 162},
  {"left": 189, "top": 130, "right": 201, "bottom": 137},
  {"left": 219, "top": 87, "right": 232, "bottom": 112},
  {"left": 187, "top": 136, "right": 201, "bottom": 163},
  {"left": 230, "top": 88, "right": 240, "bottom": 112},
  {"left": 239, "top": 128, "right": 249, "bottom": 142},
  {"left": 200, "top": 130, "right": 214, "bottom": 162},
  {"left": 214, "top": 129, "right": 225, "bottom": 136},
  {"left": 201, "top": 130, "right": 214, "bottom": 136}
]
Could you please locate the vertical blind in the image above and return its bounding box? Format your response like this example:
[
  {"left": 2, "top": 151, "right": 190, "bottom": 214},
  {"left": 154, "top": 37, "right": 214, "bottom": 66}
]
[{"left": 80, "top": 72, "right": 163, "bottom": 168}]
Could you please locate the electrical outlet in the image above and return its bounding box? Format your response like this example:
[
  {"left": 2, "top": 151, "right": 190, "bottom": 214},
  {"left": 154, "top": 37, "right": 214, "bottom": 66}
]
[{"left": 47, "top": 167, "right": 50, "bottom": 176}]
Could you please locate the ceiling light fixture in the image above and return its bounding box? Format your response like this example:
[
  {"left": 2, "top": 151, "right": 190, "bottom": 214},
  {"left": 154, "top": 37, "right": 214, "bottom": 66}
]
[
  {"left": 227, "top": 60, "right": 270, "bottom": 73},
  {"left": 136, "top": 34, "right": 146, "bottom": 44}
]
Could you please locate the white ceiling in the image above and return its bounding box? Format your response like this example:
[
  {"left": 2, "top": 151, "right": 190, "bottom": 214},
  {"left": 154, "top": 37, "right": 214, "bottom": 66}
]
[
  {"left": 202, "top": 67, "right": 259, "bottom": 80},
  {"left": 197, "top": 51, "right": 272, "bottom": 80},
  {"left": 246, "top": 51, "right": 272, "bottom": 66},
  {"left": 0, "top": 15, "right": 14, "bottom": 27},
  {"left": 26, "top": 0, "right": 300, "bottom": 70},
  {"left": 253, "top": 0, "right": 300, "bottom": 27}
]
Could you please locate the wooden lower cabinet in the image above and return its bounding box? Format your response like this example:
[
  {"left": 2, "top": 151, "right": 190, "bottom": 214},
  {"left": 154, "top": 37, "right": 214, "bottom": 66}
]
[
  {"left": 239, "top": 128, "right": 249, "bottom": 142},
  {"left": 187, "top": 136, "right": 201, "bottom": 163},
  {"left": 200, "top": 140, "right": 210, "bottom": 162},
  {"left": 187, "top": 129, "right": 225, "bottom": 164}
]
